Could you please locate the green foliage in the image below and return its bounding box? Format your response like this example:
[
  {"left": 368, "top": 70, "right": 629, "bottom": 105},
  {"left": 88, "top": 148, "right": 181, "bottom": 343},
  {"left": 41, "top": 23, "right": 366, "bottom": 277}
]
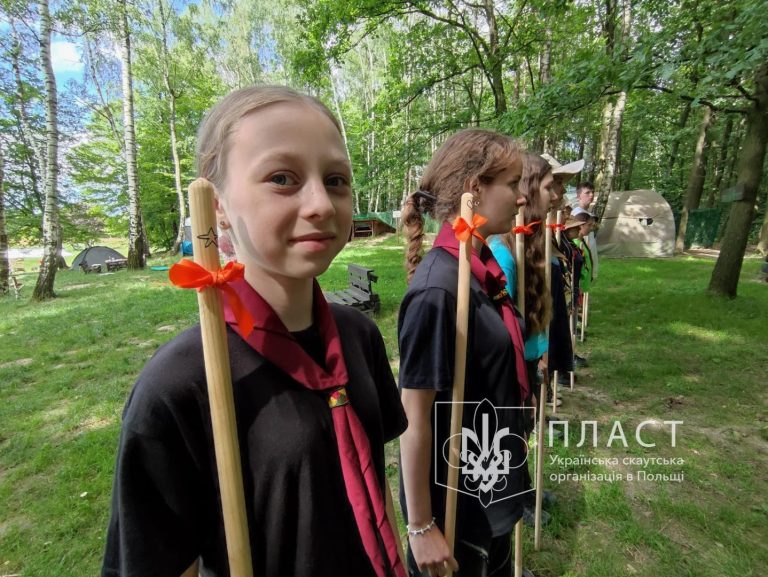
[{"left": 2, "top": 0, "right": 766, "bottom": 259}]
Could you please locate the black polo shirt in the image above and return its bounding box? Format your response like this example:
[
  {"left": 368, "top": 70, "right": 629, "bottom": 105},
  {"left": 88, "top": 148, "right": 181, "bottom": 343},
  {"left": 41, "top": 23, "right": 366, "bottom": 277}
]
[
  {"left": 398, "top": 248, "right": 527, "bottom": 546},
  {"left": 102, "top": 304, "right": 407, "bottom": 577}
]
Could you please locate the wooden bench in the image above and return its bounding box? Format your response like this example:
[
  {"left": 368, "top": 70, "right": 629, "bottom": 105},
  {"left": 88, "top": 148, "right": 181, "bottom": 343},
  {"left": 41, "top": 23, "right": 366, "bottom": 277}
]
[
  {"left": 325, "top": 264, "right": 381, "bottom": 316},
  {"left": 105, "top": 258, "right": 128, "bottom": 272}
]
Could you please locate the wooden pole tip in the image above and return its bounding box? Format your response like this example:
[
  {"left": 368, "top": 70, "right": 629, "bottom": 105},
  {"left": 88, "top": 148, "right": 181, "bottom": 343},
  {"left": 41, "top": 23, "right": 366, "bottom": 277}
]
[{"left": 189, "top": 177, "right": 215, "bottom": 195}]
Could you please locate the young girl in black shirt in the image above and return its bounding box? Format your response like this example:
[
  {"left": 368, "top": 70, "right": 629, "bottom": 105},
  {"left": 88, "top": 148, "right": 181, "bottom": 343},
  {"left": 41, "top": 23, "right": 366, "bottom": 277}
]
[{"left": 102, "top": 86, "right": 407, "bottom": 577}]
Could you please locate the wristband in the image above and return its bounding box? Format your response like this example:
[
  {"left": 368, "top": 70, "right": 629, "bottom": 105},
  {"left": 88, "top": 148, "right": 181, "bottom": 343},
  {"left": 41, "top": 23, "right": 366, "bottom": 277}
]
[{"left": 407, "top": 517, "right": 436, "bottom": 537}]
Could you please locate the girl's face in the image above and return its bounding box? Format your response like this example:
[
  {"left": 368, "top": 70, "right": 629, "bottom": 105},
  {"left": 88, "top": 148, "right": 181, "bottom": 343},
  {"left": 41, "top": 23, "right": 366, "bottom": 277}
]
[
  {"left": 538, "top": 171, "right": 556, "bottom": 213},
  {"left": 476, "top": 157, "right": 525, "bottom": 236},
  {"left": 216, "top": 102, "right": 353, "bottom": 286}
]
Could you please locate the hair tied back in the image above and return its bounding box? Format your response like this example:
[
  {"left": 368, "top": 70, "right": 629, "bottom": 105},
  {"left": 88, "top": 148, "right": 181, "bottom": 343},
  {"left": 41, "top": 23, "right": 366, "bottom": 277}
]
[{"left": 412, "top": 189, "right": 437, "bottom": 212}]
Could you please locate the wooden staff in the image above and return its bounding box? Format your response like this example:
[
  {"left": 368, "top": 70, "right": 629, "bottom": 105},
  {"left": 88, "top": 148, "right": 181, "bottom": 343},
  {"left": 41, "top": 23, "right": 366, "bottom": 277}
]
[
  {"left": 583, "top": 292, "right": 590, "bottom": 333},
  {"left": 188, "top": 178, "right": 254, "bottom": 577},
  {"left": 513, "top": 210, "right": 525, "bottom": 577},
  {"left": 444, "top": 193, "right": 474, "bottom": 577},
  {"left": 551, "top": 210, "right": 563, "bottom": 413},
  {"left": 536, "top": 211, "right": 553, "bottom": 551}
]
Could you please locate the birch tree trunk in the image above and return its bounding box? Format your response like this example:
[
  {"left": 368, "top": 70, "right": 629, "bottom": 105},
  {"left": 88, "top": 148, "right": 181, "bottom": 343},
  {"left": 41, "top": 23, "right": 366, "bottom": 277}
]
[
  {"left": 0, "top": 147, "right": 8, "bottom": 296},
  {"left": 155, "top": 0, "right": 186, "bottom": 254},
  {"left": 32, "top": 0, "right": 60, "bottom": 300},
  {"left": 169, "top": 95, "right": 186, "bottom": 254},
  {"left": 675, "top": 106, "right": 714, "bottom": 253},
  {"left": 120, "top": 0, "right": 147, "bottom": 268},
  {"left": 11, "top": 34, "right": 44, "bottom": 212},
  {"left": 709, "top": 63, "right": 768, "bottom": 297},
  {"left": 327, "top": 66, "right": 358, "bottom": 213},
  {"left": 594, "top": 0, "right": 632, "bottom": 221},
  {"left": 594, "top": 92, "right": 627, "bottom": 221}
]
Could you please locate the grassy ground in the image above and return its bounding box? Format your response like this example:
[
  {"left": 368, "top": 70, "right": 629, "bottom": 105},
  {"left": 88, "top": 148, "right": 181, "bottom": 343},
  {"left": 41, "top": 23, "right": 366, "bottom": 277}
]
[{"left": 0, "top": 236, "right": 765, "bottom": 576}]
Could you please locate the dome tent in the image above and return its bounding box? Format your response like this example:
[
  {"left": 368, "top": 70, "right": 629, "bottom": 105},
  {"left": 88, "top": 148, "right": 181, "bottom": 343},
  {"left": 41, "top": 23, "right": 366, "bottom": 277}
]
[
  {"left": 70, "top": 246, "right": 127, "bottom": 270},
  {"left": 596, "top": 190, "right": 675, "bottom": 258}
]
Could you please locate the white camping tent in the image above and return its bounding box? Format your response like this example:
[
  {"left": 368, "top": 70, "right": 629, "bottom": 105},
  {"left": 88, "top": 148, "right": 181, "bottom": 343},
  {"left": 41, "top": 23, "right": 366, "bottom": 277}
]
[{"left": 596, "top": 189, "right": 675, "bottom": 258}]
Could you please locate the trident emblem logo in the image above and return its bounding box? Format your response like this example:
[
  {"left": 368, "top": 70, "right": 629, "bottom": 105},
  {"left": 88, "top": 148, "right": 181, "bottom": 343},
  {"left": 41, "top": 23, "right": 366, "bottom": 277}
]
[{"left": 440, "top": 399, "right": 531, "bottom": 507}]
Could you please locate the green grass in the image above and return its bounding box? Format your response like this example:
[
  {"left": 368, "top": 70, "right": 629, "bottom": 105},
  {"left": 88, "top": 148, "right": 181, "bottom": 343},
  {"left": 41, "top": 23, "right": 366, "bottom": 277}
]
[{"left": 1, "top": 237, "right": 766, "bottom": 576}]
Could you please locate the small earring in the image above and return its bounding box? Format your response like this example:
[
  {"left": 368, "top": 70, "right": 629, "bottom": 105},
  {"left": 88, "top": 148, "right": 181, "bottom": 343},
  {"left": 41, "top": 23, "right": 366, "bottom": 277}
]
[
  {"left": 473, "top": 199, "right": 481, "bottom": 207},
  {"left": 219, "top": 220, "right": 229, "bottom": 230}
]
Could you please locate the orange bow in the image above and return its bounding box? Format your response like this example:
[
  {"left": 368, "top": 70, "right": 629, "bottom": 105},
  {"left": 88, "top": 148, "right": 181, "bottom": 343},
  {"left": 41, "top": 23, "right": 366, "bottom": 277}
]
[
  {"left": 452, "top": 214, "right": 488, "bottom": 245},
  {"left": 169, "top": 260, "right": 255, "bottom": 337},
  {"left": 546, "top": 223, "right": 565, "bottom": 231},
  {"left": 513, "top": 220, "right": 542, "bottom": 235}
]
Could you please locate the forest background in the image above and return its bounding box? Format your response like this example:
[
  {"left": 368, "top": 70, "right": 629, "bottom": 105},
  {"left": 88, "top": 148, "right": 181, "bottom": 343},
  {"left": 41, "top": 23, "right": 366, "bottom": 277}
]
[{"left": 0, "top": 0, "right": 767, "bottom": 300}]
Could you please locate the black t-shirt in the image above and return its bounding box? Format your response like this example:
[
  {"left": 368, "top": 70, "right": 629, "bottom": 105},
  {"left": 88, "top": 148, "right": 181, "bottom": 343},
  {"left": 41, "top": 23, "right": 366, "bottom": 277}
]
[
  {"left": 397, "top": 248, "right": 527, "bottom": 545},
  {"left": 549, "top": 242, "right": 574, "bottom": 373},
  {"left": 102, "top": 304, "right": 407, "bottom": 577}
]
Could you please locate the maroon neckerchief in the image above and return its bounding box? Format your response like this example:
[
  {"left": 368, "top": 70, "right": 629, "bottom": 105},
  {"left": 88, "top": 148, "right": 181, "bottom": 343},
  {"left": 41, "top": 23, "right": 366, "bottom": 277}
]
[
  {"left": 222, "top": 278, "right": 405, "bottom": 577},
  {"left": 433, "top": 222, "right": 530, "bottom": 400}
]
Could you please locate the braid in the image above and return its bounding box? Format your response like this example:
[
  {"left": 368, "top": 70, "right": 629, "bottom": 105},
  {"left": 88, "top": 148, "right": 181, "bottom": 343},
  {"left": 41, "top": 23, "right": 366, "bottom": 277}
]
[{"left": 403, "top": 193, "right": 427, "bottom": 283}]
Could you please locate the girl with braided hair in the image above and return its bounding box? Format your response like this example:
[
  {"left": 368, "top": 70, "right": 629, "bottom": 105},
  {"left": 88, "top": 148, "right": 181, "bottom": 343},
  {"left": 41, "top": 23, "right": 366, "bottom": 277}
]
[{"left": 398, "top": 129, "right": 532, "bottom": 577}]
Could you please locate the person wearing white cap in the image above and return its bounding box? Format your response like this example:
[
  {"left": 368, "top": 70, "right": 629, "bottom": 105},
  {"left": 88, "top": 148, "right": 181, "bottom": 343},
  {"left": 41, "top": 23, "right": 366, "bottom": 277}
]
[{"left": 540, "top": 153, "right": 584, "bottom": 210}]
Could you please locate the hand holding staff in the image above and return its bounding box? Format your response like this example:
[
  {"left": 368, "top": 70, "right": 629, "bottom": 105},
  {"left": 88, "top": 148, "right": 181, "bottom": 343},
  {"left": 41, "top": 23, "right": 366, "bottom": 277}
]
[
  {"left": 186, "top": 178, "right": 254, "bottom": 577},
  {"left": 444, "top": 192, "right": 475, "bottom": 577}
]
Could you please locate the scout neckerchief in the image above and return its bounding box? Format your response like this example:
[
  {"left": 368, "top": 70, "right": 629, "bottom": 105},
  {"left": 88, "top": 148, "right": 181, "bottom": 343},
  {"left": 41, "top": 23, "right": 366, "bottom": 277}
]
[
  {"left": 433, "top": 221, "right": 530, "bottom": 401},
  {"left": 222, "top": 278, "right": 405, "bottom": 577}
]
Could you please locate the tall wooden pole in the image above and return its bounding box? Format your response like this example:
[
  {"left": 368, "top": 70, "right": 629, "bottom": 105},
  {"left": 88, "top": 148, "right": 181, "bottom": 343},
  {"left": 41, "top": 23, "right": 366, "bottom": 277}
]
[
  {"left": 552, "top": 210, "right": 562, "bottom": 414},
  {"left": 513, "top": 210, "right": 526, "bottom": 577},
  {"left": 188, "top": 178, "right": 254, "bottom": 577},
  {"left": 444, "top": 193, "right": 475, "bottom": 577},
  {"left": 536, "top": 211, "right": 553, "bottom": 550}
]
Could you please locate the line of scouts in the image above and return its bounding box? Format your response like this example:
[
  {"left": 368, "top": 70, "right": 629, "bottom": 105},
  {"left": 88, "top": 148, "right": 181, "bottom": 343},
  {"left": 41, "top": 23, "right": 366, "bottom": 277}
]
[{"left": 101, "top": 85, "right": 597, "bottom": 577}]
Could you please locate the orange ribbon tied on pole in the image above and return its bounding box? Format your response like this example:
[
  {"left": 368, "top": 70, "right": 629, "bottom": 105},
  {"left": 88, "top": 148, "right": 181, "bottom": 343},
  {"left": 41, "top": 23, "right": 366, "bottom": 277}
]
[
  {"left": 546, "top": 223, "right": 565, "bottom": 232},
  {"left": 169, "top": 259, "right": 256, "bottom": 338},
  {"left": 452, "top": 214, "right": 488, "bottom": 244},
  {"left": 513, "top": 220, "right": 542, "bottom": 235}
]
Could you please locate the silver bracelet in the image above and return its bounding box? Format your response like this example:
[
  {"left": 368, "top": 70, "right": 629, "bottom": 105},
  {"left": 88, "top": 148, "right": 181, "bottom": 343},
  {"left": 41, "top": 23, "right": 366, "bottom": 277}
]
[{"left": 407, "top": 517, "right": 436, "bottom": 537}]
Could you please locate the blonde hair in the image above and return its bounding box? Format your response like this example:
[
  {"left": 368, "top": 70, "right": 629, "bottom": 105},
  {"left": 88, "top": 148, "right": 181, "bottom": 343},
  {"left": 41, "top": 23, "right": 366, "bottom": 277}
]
[
  {"left": 196, "top": 85, "right": 343, "bottom": 190},
  {"left": 402, "top": 129, "right": 521, "bottom": 282}
]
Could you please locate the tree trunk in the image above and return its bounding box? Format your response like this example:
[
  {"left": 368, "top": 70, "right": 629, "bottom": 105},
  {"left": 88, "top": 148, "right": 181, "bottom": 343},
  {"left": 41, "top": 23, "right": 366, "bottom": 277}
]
[
  {"left": 667, "top": 102, "right": 692, "bottom": 177},
  {"left": 710, "top": 114, "right": 734, "bottom": 206},
  {"left": 757, "top": 196, "right": 768, "bottom": 256},
  {"left": 0, "top": 147, "right": 8, "bottom": 296},
  {"left": 155, "top": 0, "right": 186, "bottom": 255},
  {"left": 594, "top": 91, "right": 627, "bottom": 221},
  {"left": 169, "top": 95, "right": 186, "bottom": 254},
  {"left": 483, "top": 0, "right": 507, "bottom": 117},
  {"left": 708, "top": 62, "right": 768, "bottom": 297},
  {"left": 11, "top": 34, "right": 44, "bottom": 212},
  {"left": 32, "top": 0, "right": 60, "bottom": 300},
  {"left": 675, "top": 106, "right": 715, "bottom": 253},
  {"left": 623, "top": 135, "right": 639, "bottom": 190},
  {"left": 120, "top": 0, "right": 147, "bottom": 269},
  {"left": 594, "top": 99, "right": 613, "bottom": 191}
]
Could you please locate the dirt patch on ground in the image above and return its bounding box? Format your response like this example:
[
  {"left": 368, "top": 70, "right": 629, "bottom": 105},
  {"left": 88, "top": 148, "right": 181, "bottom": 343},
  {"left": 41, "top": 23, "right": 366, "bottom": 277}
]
[
  {"left": 72, "top": 415, "right": 113, "bottom": 435},
  {"left": 0, "top": 358, "right": 33, "bottom": 370}
]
